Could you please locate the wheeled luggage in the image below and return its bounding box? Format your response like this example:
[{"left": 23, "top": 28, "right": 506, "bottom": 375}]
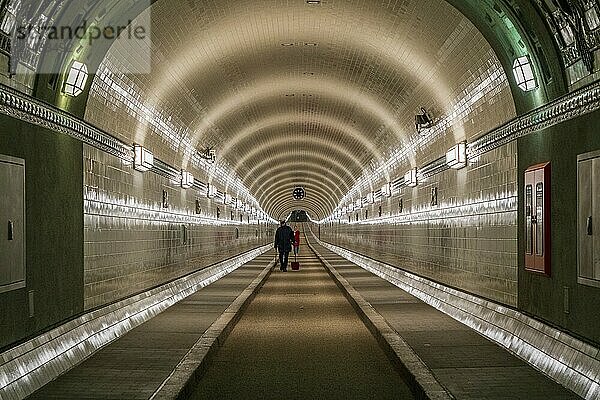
[{"left": 291, "top": 254, "right": 300, "bottom": 271}]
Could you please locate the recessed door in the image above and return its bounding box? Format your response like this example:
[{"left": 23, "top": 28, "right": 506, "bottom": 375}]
[
  {"left": 578, "top": 151, "right": 600, "bottom": 287},
  {"left": 0, "top": 155, "right": 25, "bottom": 293}
]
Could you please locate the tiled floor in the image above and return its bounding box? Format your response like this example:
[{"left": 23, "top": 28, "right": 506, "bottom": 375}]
[{"left": 311, "top": 242, "right": 583, "bottom": 400}]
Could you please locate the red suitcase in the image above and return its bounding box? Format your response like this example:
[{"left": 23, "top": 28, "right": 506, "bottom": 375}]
[{"left": 291, "top": 254, "right": 300, "bottom": 271}]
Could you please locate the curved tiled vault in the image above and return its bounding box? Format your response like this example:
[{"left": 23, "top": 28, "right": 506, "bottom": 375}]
[{"left": 84, "top": 0, "right": 516, "bottom": 220}]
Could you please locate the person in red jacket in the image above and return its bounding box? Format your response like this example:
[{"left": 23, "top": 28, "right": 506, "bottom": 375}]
[{"left": 293, "top": 226, "right": 300, "bottom": 256}]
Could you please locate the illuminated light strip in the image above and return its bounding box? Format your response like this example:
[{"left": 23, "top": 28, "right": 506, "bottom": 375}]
[
  {"left": 0, "top": 245, "right": 272, "bottom": 399},
  {"left": 314, "top": 237, "right": 600, "bottom": 400},
  {"left": 329, "top": 75, "right": 600, "bottom": 223},
  {"left": 357, "top": 195, "right": 517, "bottom": 226},
  {"left": 338, "top": 64, "right": 507, "bottom": 208},
  {"left": 84, "top": 198, "right": 233, "bottom": 227},
  {"left": 323, "top": 191, "right": 517, "bottom": 225},
  {"left": 93, "top": 64, "right": 268, "bottom": 219}
]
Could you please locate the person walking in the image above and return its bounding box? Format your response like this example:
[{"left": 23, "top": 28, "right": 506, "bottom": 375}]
[
  {"left": 274, "top": 220, "right": 295, "bottom": 271},
  {"left": 293, "top": 226, "right": 300, "bottom": 256}
]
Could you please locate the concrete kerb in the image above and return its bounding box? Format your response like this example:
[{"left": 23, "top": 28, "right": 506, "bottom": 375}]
[
  {"left": 305, "top": 237, "right": 454, "bottom": 400},
  {"left": 150, "top": 259, "right": 275, "bottom": 400}
]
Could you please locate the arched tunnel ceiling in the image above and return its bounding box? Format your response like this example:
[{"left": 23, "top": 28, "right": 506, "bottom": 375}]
[{"left": 84, "top": 0, "right": 517, "bottom": 220}]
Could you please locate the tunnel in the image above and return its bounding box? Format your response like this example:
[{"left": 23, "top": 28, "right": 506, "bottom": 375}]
[{"left": 0, "top": 0, "right": 600, "bottom": 398}]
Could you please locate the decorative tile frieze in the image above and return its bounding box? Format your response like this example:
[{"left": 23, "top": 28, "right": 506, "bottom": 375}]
[
  {"left": 469, "top": 79, "right": 600, "bottom": 157},
  {"left": 0, "top": 84, "right": 132, "bottom": 160},
  {"left": 0, "top": 83, "right": 269, "bottom": 218}
]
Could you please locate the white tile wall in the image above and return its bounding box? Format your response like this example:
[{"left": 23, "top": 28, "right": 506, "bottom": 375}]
[
  {"left": 83, "top": 145, "right": 271, "bottom": 310},
  {"left": 321, "top": 142, "right": 518, "bottom": 306}
]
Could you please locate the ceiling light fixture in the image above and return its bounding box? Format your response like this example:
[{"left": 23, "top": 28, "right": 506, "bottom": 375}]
[
  {"left": 133, "top": 144, "right": 154, "bottom": 172},
  {"left": 63, "top": 61, "right": 89, "bottom": 97},
  {"left": 199, "top": 148, "right": 216, "bottom": 164},
  {"left": 381, "top": 183, "right": 392, "bottom": 198},
  {"left": 512, "top": 55, "right": 538, "bottom": 92},
  {"left": 446, "top": 142, "right": 467, "bottom": 169},
  {"left": 181, "top": 171, "right": 194, "bottom": 189},
  {"left": 404, "top": 168, "right": 418, "bottom": 187},
  {"left": 355, "top": 199, "right": 363, "bottom": 209},
  {"left": 207, "top": 184, "right": 217, "bottom": 199}
]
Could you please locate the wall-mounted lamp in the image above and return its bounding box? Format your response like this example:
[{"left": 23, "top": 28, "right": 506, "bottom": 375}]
[
  {"left": 415, "top": 107, "right": 434, "bottom": 133},
  {"left": 367, "top": 192, "right": 374, "bottom": 204},
  {"left": 224, "top": 193, "right": 232, "bottom": 205},
  {"left": 63, "top": 61, "right": 89, "bottom": 97},
  {"left": 181, "top": 171, "right": 194, "bottom": 189},
  {"left": 404, "top": 168, "right": 418, "bottom": 187},
  {"left": 207, "top": 184, "right": 217, "bottom": 198},
  {"left": 446, "top": 142, "right": 467, "bottom": 169},
  {"left": 512, "top": 55, "right": 538, "bottom": 92},
  {"left": 381, "top": 183, "right": 392, "bottom": 198},
  {"left": 133, "top": 144, "right": 154, "bottom": 172}
]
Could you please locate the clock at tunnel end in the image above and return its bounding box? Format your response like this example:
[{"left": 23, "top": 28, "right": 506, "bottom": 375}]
[{"left": 293, "top": 187, "right": 306, "bottom": 201}]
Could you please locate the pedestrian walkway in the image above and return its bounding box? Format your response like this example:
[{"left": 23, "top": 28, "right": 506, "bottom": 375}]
[
  {"left": 27, "top": 252, "right": 274, "bottom": 400},
  {"left": 189, "top": 249, "right": 414, "bottom": 400},
  {"left": 307, "top": 237, "right": 583, "bottom": 400},
  {"left": 24, "top": 234, "right": 583, "bottom": 400}
]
